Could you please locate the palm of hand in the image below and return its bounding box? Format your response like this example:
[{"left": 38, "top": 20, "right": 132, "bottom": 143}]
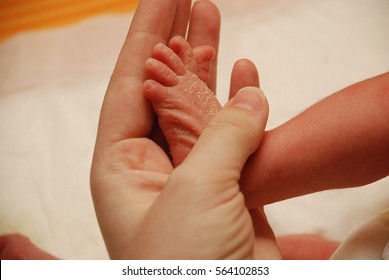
[
  {"left": 94, "top": 104, "right": 256, "bottom": 258},
  {"left": 92, "top": 134, "right": 170, "bottom": 257}
]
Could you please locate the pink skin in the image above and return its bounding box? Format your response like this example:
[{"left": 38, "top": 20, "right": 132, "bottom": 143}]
[
  {"left": 144, "top": 36, "right": 221, "bottom": 166},
  {"left": 0, "top": 234, "right": 58, "bottom": 260},
  {"left": 276, "top": 235, "right": 339, "bottom": 260}
]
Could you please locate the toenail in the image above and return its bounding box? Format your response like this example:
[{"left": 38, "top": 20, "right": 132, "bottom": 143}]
[
  {"left": 146, "top": 58, "right": 155, "bottom": 66},
  {"left": 157, "top": 43, "right": 166, "bottom": 49}
]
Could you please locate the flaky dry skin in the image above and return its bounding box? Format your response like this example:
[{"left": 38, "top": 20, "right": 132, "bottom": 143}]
[{"left": 144, "top": 36, "right": 221, "bottom": 166}]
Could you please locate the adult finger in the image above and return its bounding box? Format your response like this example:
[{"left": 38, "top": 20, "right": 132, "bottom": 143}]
[
  {"left": 169, "top": 0, "right": 192, "bottom": 38},
  {"left": 180, "top": 87, "right": 268, "bottom": 193},
  {"left": 115, "top": 0, "right": 179, "bottom": 77},
  {"left": 250, "top": 209, "right": 282, "bottom": 259},
  {"left": 229, "top": 59, "right": 260, "bottom": 99},
  {"left": 97, "top": 0, "right": 181, "bottom": 147},
  {"left": 0, "top": 234, "right": 58, "bottom": 260},
  {"left": 187, "top": 0, "right": 220, "bottom": 93}
]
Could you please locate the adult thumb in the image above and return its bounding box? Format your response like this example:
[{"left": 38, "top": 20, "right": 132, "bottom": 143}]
[
  {"left": 178, "top": 86, "right": 269, "bottom": 189},
  {"left": 157, "top": 87, "right": 270, "bottom": 260}
]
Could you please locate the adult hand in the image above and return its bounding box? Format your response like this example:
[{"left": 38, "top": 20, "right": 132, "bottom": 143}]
[
  {"left": 135, "top": 86, "right": 280, "bottom": 259},
  {"left": 89, "top": 0, "right": 249, "bottom": 259},
  {"left": 92, "top": 50, "right": 280, "bottom": 259},
  {"left": 89, "top": 0, "right": 338, "bottom": 260}
]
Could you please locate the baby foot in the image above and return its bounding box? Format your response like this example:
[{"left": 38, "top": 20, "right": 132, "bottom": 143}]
[{"left": 144, "top": 36, "right": 222, "bottom": 166}]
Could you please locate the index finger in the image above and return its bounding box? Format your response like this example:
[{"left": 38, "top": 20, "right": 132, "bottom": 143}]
[
  {"left": 169, "top": 0, "right": 192, "bottom": 38},
  {"left": 187, "top": 0, "right": 220, "bottom": 93},
  {"left": 96, "top": 0, "right": 192, "bottom": 148},
  {"left": 114, "top": 0, "right": 180, "bottom": 79}
]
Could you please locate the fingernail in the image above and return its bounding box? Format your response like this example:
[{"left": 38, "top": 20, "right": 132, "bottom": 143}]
[{"left": 231, "top": 87, "right": 266, "bottom": 111}]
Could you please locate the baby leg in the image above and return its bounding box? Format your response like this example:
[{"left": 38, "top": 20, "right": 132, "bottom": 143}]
[{"left": 144, "top": 36, "right": 222, "bottom": 166}]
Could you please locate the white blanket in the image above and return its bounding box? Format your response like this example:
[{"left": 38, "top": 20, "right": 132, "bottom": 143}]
[{"left": 1, "top": 0, "right": 388, "bottom": 259}]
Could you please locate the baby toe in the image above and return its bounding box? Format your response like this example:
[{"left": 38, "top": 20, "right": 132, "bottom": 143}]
[
  {"left": 169, "top": 36, "right": 197, "bottom": 73},
  {"left": 152, "top": 43, "right": 186, "bottom": 76},
  {"left": 145, "top": 58, "right": 179, "bottom": 86},
  {"left": 144, "top": 79, "right": 168, "bottom": 103}
]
